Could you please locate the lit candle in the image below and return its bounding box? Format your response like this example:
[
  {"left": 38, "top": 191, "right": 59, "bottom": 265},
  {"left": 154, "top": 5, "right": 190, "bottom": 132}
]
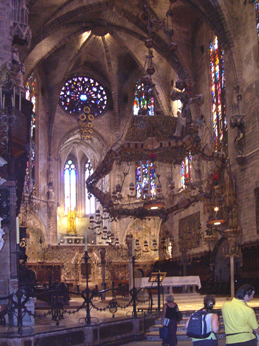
[
  {"left": 85, "top": 229, "right": 87, "bottom": 251},
  {"left": 132, "top": 237, "right": 134, "bottom": 257},
  {"left": 16, "top": 217, "right": 19, "bottom": 245}
]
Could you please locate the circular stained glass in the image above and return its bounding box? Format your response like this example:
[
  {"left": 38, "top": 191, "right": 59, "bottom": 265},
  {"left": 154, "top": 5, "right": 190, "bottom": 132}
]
[{"left": 59, "top": 76, "right": 108, "bottom": 116}]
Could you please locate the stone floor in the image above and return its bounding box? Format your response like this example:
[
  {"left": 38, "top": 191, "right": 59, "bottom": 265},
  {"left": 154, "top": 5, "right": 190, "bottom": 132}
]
[{"left": 1, "top": 293, "right": 259, "bottom": 344}]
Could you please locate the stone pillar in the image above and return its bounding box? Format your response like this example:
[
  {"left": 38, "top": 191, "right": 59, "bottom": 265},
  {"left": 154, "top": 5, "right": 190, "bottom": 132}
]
[{"left": 100, "top": 248, "right": 106, "bottom": 300}]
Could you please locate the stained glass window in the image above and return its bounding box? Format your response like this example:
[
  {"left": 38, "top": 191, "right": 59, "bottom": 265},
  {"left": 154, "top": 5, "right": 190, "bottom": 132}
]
[
  {"left": 255, "top": 1, "right": 259, "bottom": 40},
  {"left": 24, "top": 73, "right": 36, "bottom": 194},
  {"left": 64, "top": 159, "right": 76, "bottom": 215},
  {"left": 136, "top": 161, "right": 156, "bottom": 199},
  {"left": 59, "top": 76, "right": 108, "bottom": 116},
  {"left": 210, "top": 35, "right": 227, "bottom": 152},
  {"left": 133, "top": 79, "right": 154, "bottom": 116},
  {"left": 85, "top": 160, "right": 95, "bottom": 215},
  {"left": 180, "top": 153, "right": 192, "bottom": 188}
]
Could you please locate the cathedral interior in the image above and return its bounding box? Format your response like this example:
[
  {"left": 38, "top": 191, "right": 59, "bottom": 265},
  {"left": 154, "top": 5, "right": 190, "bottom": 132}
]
[{"left": 1, "top": 0, "right": 259, "bottom": 300}]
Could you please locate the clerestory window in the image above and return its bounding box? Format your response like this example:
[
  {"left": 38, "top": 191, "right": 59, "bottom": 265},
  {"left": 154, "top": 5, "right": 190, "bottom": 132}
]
[{"left": 210, "top": 35, "right": 227, "bottom": 153}]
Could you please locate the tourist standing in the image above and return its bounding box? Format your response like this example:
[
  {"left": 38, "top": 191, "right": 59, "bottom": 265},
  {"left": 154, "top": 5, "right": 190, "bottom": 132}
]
[
  {"left": 161, "top": 294, "right": 180, "bottom": 346},
  {"left": 222, "top": 284, "right": 259, "bottom": 346},
  {"left": 186, "top": 295, "right": 219, "bottom": 345}
]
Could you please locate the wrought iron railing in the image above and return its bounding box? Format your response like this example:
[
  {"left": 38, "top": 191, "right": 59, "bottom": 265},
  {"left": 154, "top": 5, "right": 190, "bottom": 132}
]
[{"left": 0, "top": 247, "right": 159, "bottom": 335}]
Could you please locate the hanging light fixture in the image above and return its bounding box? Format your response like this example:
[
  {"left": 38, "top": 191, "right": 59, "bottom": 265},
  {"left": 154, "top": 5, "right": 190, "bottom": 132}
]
[
  {"left": 84, "top": 1, "right": 222, "bottom": 222},
  {"left": 207, "top": 205, "right": 226, "bottom": 226}
]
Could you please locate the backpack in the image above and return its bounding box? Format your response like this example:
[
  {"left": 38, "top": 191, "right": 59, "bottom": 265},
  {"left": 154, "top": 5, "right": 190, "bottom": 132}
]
[{"left": 186, "top": 309, "right": 212, "bottom": 339}]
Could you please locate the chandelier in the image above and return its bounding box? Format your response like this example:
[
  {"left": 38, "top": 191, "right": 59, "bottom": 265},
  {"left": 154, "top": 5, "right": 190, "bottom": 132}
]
[
  {"left": 88, "top": 208, "right": 118, "bottom": 246},
  {"left": 85, "top": 1, "right": 226, "bottom": 222}
]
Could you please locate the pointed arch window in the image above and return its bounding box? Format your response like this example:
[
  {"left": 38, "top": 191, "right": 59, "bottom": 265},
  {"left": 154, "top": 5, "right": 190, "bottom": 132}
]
[
  {"left": 180, "top": 153, "right": 192, "bottom": 188},
  {"left": 24, "top": 73, "right": 37, "bottom": 194},
  {"left": 64, "top": 159, "right": 76, "bottom": 215},
  {"left": 210, "top": 35, "right": 227, "bottom": 152},
  {"left": 136, "top": 161, "right": 156, "bottom": 199},
  {"left": 255, "top": 0, "right": 259, "bottom": 40},
  {"left": 85, "top": 160, "right": 95, "bottom": 214},
  {"left": 133, "top": 79, "right": 154, "bottom": 116}
]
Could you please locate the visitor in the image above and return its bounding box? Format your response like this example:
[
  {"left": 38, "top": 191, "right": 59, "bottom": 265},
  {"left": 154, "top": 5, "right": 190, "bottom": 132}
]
[
  {"left": 222, "top": 284, "right": 259, "bottom": 346},
  {"left": 161, "top": 294, "right": 180, "bottom": 346},
  {"left": 186, "top": 294, "right": 219, "bottom": 345}
]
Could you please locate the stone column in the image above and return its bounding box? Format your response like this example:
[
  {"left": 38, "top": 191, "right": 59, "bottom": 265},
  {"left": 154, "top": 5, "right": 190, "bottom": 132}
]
[{"left": 100, "top": 247, "right": 106, "bottom": 300}]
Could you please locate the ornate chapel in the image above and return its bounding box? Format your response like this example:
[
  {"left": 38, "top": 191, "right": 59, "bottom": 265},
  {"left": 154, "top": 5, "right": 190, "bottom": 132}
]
[{"left": 0, "top": 0, "right": 259, "bottom": 297}]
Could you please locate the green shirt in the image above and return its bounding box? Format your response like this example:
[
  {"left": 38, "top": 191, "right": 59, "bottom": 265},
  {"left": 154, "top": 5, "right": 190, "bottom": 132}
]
[{"left": 222, "top": 298, "right": 258, "bottom": 344}]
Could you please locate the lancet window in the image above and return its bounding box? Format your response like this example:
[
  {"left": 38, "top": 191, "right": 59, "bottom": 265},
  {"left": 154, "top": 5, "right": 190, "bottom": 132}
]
[
  {"left": 135, "top": 161, "right": 156, "bottom": 199},
  {"left": 24, "top": 73, "right": 36, "bottom": 194},
  {"left": 133, "top": 79, "right": 154, "bottom": 116},
  {"left": 64, "top": 159, "right": 76, "bottom": 215},
  {"left": 180, "top": 154, "right": 192, "bottom": 188},
  {"left": 210, "top": 35, "right": 227, "bottom": 152},
  {"left": 85, "top": 160, "right": 95, "bottom": 215}
]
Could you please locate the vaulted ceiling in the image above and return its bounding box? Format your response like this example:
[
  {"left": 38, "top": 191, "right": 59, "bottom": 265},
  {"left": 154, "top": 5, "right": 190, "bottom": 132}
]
[{"left": 22, "top": 0, "right": 233, "bottom": 140}]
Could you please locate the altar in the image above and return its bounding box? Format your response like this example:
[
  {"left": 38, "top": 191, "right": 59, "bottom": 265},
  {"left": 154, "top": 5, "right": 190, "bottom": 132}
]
[{"left": 135, "top": 275, "right": 201, "bottom": 293}]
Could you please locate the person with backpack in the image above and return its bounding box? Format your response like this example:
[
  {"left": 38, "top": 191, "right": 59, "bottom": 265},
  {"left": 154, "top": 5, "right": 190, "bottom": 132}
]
[
  {"left": 186, "top": 294, "right": 219, "bottom": 345},
  {"left": 161, "top": 294, "right": 180, "bottom": 346},
  {"left": 222, "top": 284, "right": 259, "bottom": 346}
]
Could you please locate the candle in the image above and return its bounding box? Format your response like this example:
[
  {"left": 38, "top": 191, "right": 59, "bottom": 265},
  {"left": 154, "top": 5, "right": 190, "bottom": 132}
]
[
  {"left": 132, "top": 237, "right": 134, "bottom": 257},
  {"left": 16, "top": 217, "right": 19, "bottom": 245},
  {"left": 3, "top": 95, "right": 5, "bottom": 108},
  {"left": 85, "top": 229, "right": 87, "bottom": 251}
]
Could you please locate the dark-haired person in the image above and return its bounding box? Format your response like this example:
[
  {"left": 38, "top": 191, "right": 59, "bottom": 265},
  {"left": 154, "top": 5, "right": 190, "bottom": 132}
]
[
  {"left": 222, "top": 284, "right": 259, "bottom": 346},
  {"left": 186, "top": 295, "right": 219, "bottom": 345},
  {"left": 161, "top": 295, "right": 180, "bottom": 346}
]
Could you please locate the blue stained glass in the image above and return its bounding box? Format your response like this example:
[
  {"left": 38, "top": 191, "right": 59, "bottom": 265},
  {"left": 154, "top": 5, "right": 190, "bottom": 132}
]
[
  {"left": 80, "top": 94, "right": 87, "bottom": 101},
  {"left": 135, "top": 161, "right": 156, "bottom": 199},
  {"left": 133, "top": 79, "right": 155, "bottom": 116},
  {"left": 64, "top": 159, "right": 77, "bottom": 215},
  {"left": 59, "top": 76, "right": 107, "bottom": 116}
]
